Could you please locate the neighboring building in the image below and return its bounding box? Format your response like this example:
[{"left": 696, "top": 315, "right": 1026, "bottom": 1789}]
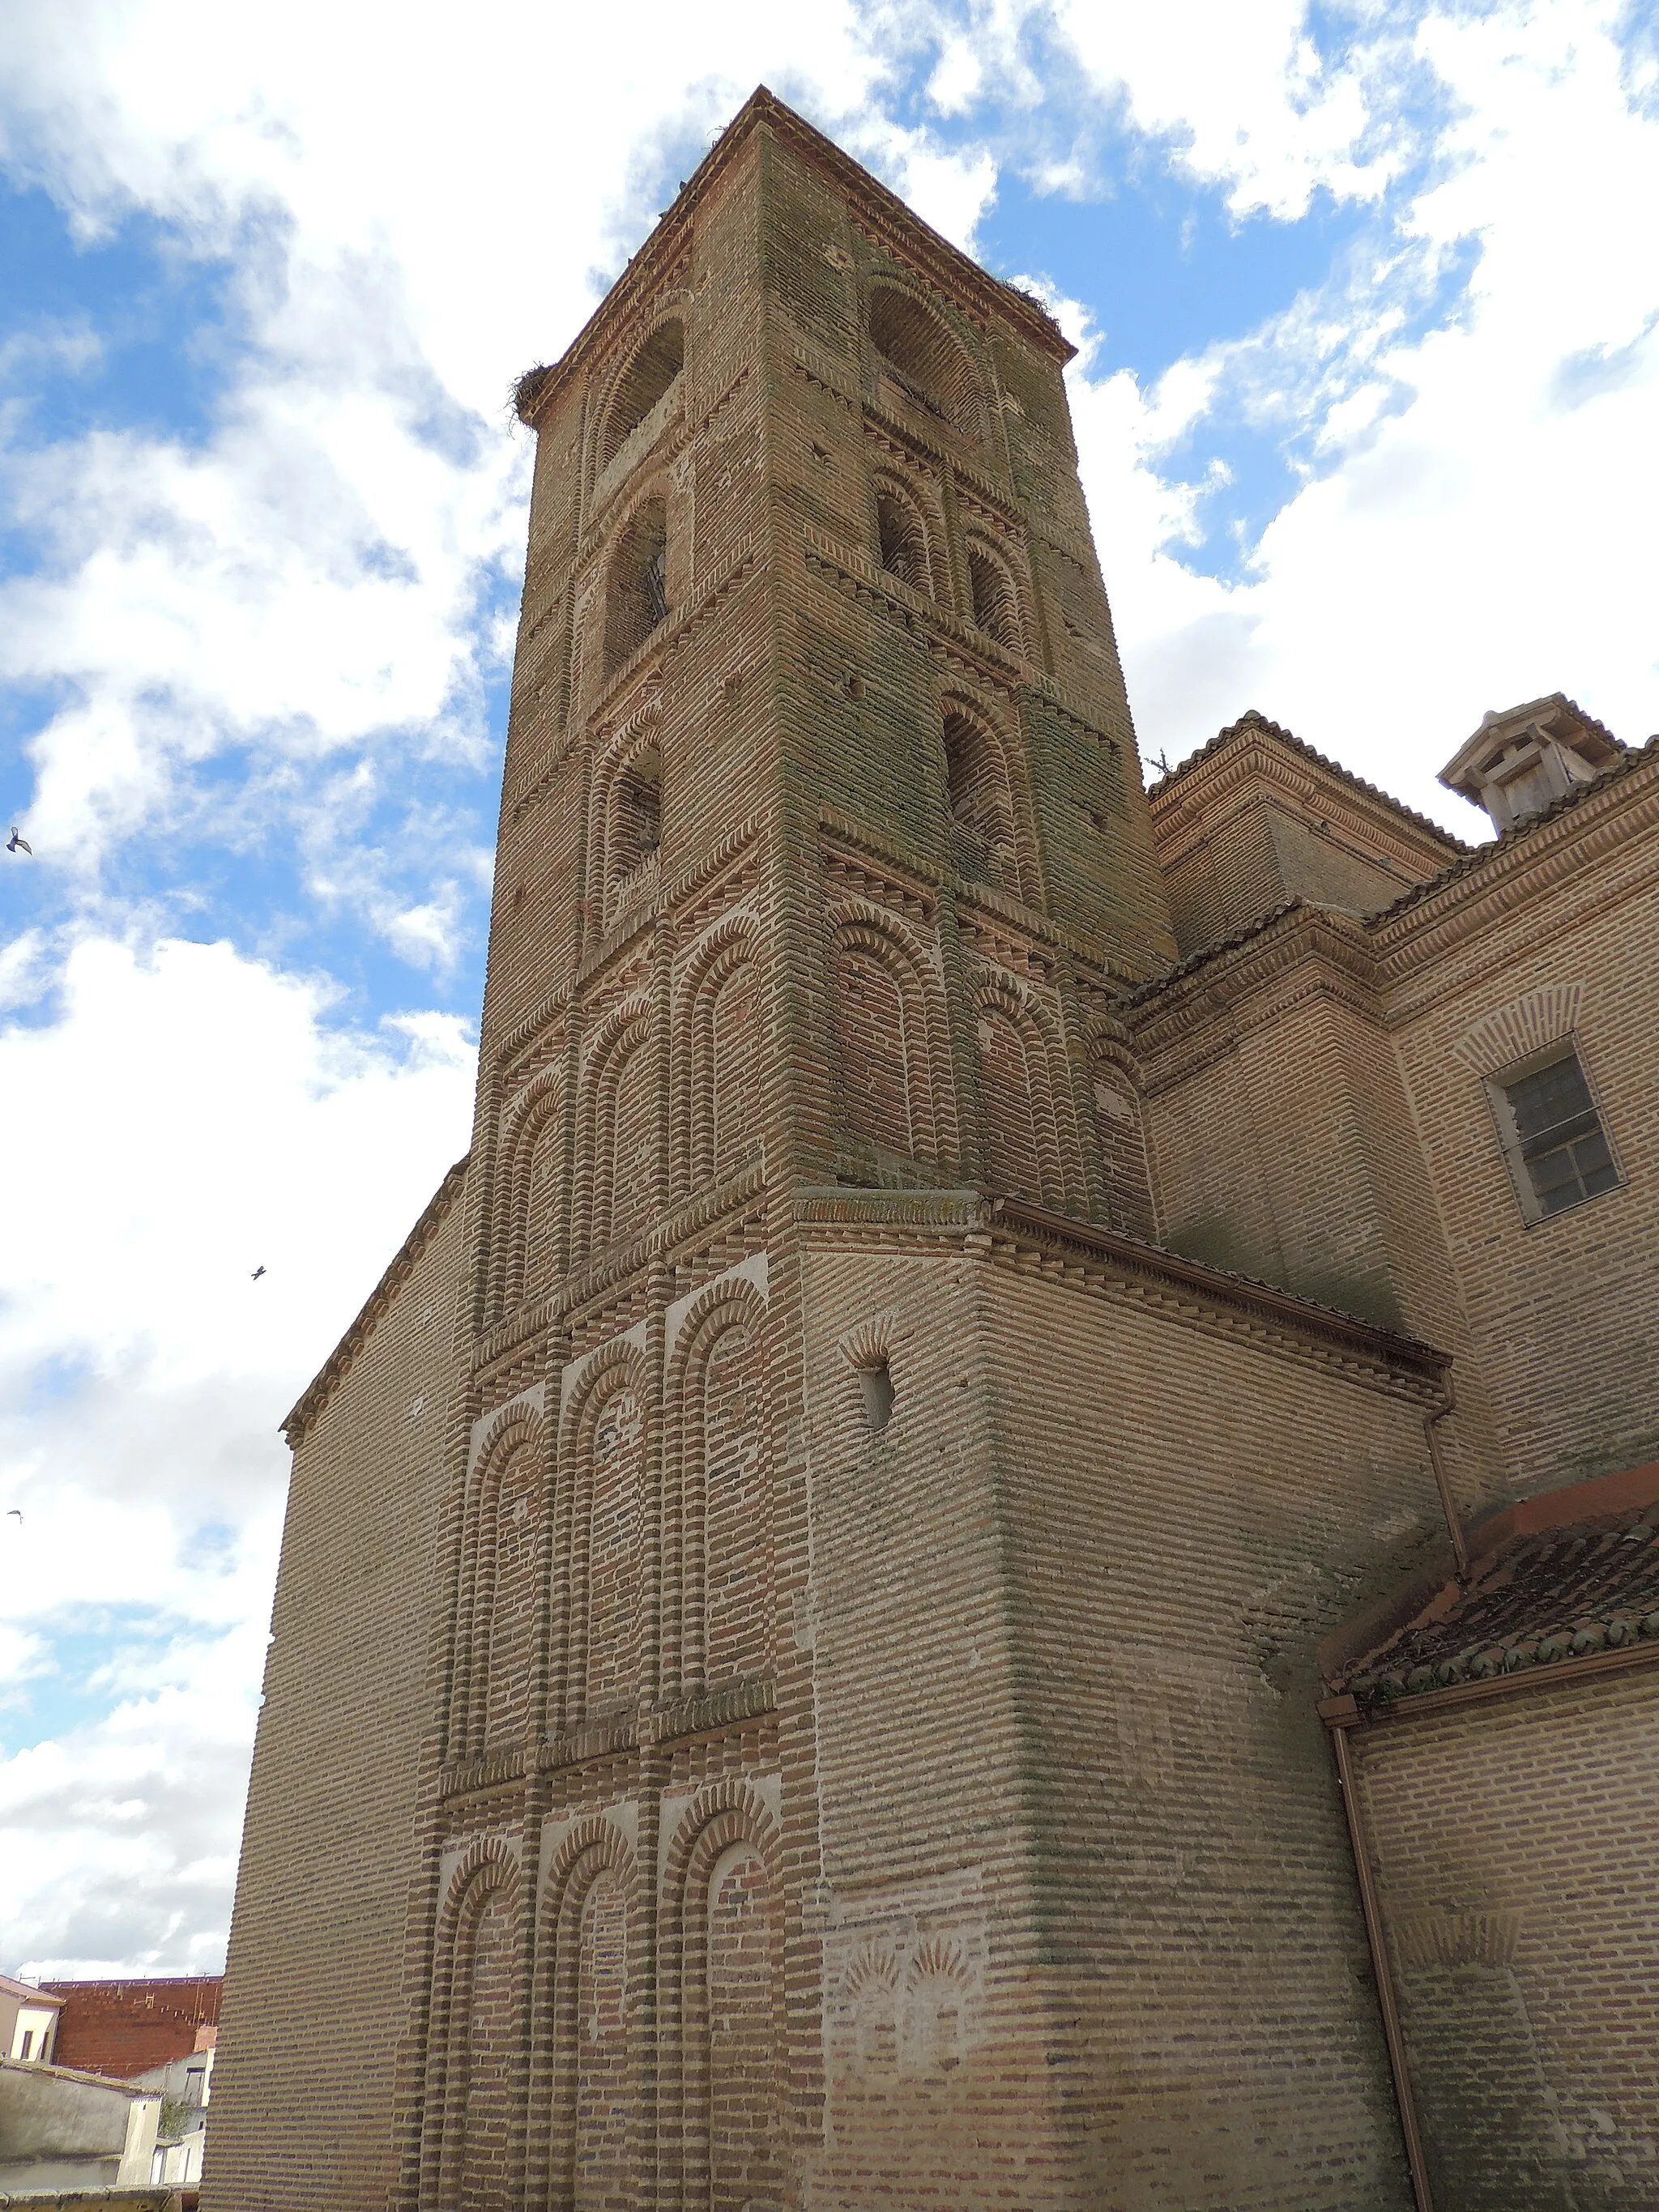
[
  {"left": 208, "top": 88, "right": 1657, "bottom": 2212},
  {"left": 0, "top": 1971, "right": 62, "bottom": 2066},
  {"left": 0, "top": 2053, "right": 160, "bottom": 2193},
  {"left": 138, "top": 2029, "right": 215, "bottom": 2192},
  {"left": 42, "top": 1975, "right": 221, "bottom": 2083}
]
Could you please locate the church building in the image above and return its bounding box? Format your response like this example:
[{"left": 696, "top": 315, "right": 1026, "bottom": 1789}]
[{"left": 207, "top": 89, "right": 1659, "bottom": 2212}]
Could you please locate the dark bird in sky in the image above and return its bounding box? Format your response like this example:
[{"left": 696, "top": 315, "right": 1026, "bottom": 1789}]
[
  {"left": 251, "top": 1265, "right": 267, "bottom": 1281},
  {"left": 6, "top": 1509, "right": 20, "bottom": 1521},
  {"left": 6, "top": 829, "right": 31, "bottom": 855}
]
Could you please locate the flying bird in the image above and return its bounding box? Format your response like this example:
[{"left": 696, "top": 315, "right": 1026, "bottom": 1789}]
[
  {"left": 6, "top": 829, "right": 31, "bottom": 855},
  {"left": 251, "top": 1265, "right": 267, "bottom": 1281},
  {"left": 6, "top": 1509, "right": 20, "bottom": 1522}
]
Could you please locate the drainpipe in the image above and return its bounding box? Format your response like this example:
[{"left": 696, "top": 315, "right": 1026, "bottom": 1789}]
[
  {"left": 1423, "top": 1375, "right": 1468, "bottom": 1583},
  {"left": 1329, "top": 1712, "right": 1436, "bottom": 2212}
]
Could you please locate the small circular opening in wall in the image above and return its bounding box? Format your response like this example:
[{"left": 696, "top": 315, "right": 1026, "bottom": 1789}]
[{"left": 847, "top": 675, "right": 867, "bottom": 701}]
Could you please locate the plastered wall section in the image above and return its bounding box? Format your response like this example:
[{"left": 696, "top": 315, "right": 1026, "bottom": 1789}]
[
  {"left": 1351, "top": 1673, "right": 1659, "bottom": 2210},
  {"left": 207, "top": 1191, "right": 466, "bottom": 2212},
  {"left": 977, "top": 1262, "right": 1438, "bottom": 2212}
]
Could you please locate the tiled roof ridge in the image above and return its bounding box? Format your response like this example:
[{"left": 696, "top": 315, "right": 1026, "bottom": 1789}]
[
  {"left": 1337, "top": 1492, "right": 1659, "bottom": 1709},
  {"left": 281, "top": 1155, "right": 470, "bottom": 1447},
  {"left": 1118, "top": 896, "right": 1311, "bottom": 1008},
  {"left": 1367, "top": 730, "right": 1659, "bottom": 927},
  {"left": 1147, "top": 707, "right": 1474, "bottom": 853}
]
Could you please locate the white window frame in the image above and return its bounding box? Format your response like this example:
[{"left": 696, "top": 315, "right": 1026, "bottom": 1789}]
[{"left": 1483, "top": 1034, "right": 1622, "bottom": 1227}]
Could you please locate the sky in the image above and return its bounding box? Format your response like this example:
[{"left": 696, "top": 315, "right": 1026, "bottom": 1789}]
[{"left": 1, "top": 0, "right": 1657, "bottom": 1978}]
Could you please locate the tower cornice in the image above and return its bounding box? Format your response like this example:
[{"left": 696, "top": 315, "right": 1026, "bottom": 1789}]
[{"left": 516, "top": 85, "right": 1073, "bottom": 430}]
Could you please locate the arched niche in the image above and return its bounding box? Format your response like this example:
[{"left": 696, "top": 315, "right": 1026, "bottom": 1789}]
[
  {"left": 869, "top": 284, "right": 980, "bottom": 437},
  {"left": 597, "top": 317, "right": 684, "bottom": 472}
]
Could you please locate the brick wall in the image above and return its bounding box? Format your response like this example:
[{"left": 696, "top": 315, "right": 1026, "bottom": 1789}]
[
  {"left": 44, "top": 1977, "right": 220, "bottom": 2080},
  {"left": 1350, "top": 1673, "right": 1659, "bottom": 2209},
  {"left": 208, "top": 1183, "right": 466, "bottom": 2211}
]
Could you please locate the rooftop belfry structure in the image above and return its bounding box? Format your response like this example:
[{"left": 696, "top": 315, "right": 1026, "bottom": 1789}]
[{"left": 211, "top": 91, "right": 1659, "bottom": 2212}]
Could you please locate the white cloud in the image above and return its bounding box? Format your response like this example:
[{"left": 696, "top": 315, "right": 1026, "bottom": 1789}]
[
  {"left": 1065, "top": 0, "right": 1659, "bottom": 820},
  {"left": 1043, "top": 0, "right": 1405, "bottom": 218},
  {"left": 2, "top": 0, "right": 1658, "bottom": 1977},
  {"left": 0, "top": 933, "right": 474, "bottom": 1968}
]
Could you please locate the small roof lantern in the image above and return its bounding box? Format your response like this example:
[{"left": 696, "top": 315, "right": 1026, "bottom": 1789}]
[{"left": 1439, "top": 693, "right": 1623, "bottom": 835}]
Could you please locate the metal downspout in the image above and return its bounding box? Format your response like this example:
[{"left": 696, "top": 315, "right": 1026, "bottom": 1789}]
[{"left": 1330, "top": 1715, "right": 1436, "bottom": 2212}]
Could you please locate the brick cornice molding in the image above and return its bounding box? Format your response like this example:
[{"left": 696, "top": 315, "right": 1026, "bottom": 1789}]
[
  {"left": 1367, "top": 748, "right": 1659, "bottom": 977},
  {"left": 283, "top": 1156, "right": 471, "bottom": 1447},
  {"left": 517, "top": 88, "right": 1068, "bottom": 431},
  {"left": 1150, "top": 735, "right": 1454, "bottom": 886},
  {"left": 1149, "top": 710, "right": 1469, "bottom": 857},
  {"left": 792, "top": 1186, "right": 1446, "bottom": 1395}
]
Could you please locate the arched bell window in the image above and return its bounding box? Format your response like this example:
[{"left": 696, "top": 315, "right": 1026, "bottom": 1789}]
[
  {"left": 942, "top": 707, "right": 1018, "bottom": 889},
  {"left": 598, "top": 319, "right": 684, "bottom": 472},
  {"left": 605, "top": 498, "right": 669, "bottom": 671},
  {"left": 967, "top": 540, "right": 1023, "bottom": 654},
  {"left": 869, "top": 286, "right": 979, "bottom": 437},
  {"left": 614, "top": 747, "right": 661, "bottom": 872},
  {"left": 875, "top": 482, "right": 932, "bottom": 595}
]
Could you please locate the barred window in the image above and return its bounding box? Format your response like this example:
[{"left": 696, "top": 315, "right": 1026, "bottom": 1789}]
[{"left": 1491, "top": 1045, "right": 1619, "bottom": 1221}]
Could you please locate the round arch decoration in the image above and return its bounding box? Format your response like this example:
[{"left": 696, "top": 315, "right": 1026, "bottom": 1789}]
[
  {"left": 661, "top": 1273, "right": 771, "bottom": 1690},
  {"left": 826, "top": 894, "right": 958, "bottom": 1169},
  {"left": 573, "top": 993, "right": 658, "bottom": 1251},
  {"left": 548, "top": 1336, "right": 652, "bottom": 1733},
  {"left": 657, "top": 1780, "right": 787, "bottom": 2206},
  {"left": 421, "top": 1839, "right": 524, "bottom": 2210},
  {"left": 450, "top": 1408, "right": 547, "bottom": 1762},
  {"left": 675, "top": 907, "right": 765, "bottom": 1195},
  {"left": 967, "top": 965, "right": 1072, "bottom": 1207}
]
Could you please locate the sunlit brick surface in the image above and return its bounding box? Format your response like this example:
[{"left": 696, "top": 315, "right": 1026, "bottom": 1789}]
[{"left": 212, "top": 87, "right": 1658, "bottom": 2212}]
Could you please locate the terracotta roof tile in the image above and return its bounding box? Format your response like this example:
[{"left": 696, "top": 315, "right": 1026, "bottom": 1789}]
[
  {"left": 1148, "top": 708, "right": 1473, "bottom": 853},
  {"left": 1341, "top": 1501, "right": 1659, "bottom": 1709},
  {"left": 1367, "top": 730, "right": 1659, "bottom": 926}
]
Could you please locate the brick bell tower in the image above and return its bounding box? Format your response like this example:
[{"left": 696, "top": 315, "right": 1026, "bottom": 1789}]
[
  {"left": 408, "top": 87, "right": 1178, "bottom": 2211},
  {"left": 367, "top": 86, "right": 1433, "bottom": 2212}
]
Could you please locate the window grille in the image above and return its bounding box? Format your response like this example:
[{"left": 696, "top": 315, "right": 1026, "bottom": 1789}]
[
  {"left": 1491, "top": 1046, "right": 1619, "bottom": 1221},
  {"left": 642, "top": 545, "right": 668, "bottom": 630}
]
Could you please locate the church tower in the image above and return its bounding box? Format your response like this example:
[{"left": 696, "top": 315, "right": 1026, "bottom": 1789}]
[
  {"left": 422, "top": 86, "right": 1183, "bottom": 2207},
  {"left": 216, "top": 87, "right": 1463, "bottom": 2212}
]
